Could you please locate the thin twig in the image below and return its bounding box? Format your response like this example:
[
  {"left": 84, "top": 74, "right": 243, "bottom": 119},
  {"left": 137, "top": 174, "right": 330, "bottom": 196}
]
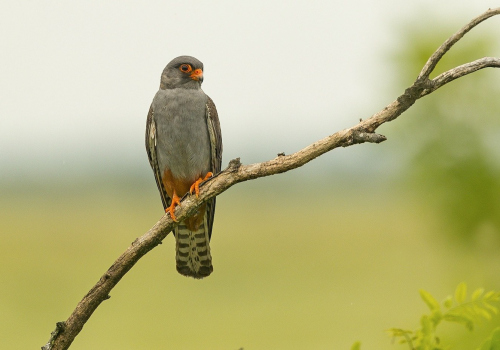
[
  {"left": 43, "top": 8, "right": 500, "bottom": 350},
  {"left": 422, "top": 57, "right": 500, "bottom": 96},
  {"left": 418, "top": 7, "right": 500, "bottom": 80}
]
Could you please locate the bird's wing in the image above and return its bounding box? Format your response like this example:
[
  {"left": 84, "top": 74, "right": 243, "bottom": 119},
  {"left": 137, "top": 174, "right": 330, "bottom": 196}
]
[
  {"left": 206, "top": 96, "right": 223, "bottom": 174},
  {"left": 205, "top": 96, "right": 223, "bottom": 240},
  {"left": 145, "top": 104, "right": 171, "bottom": 210}
]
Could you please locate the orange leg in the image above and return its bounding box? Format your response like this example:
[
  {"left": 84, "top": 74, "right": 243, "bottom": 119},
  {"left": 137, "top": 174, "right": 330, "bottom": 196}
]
[
  {"left": 165, "top": 191, "right": 181, "bottom": 222},
  {"left": 189, "top": 172, "right": 213, "bottom": 198}
]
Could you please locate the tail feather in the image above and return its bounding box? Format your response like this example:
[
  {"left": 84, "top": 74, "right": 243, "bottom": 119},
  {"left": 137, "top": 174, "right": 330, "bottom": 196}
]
[{"left": 174, "top": 215, "right": 213, "bottom": 279}]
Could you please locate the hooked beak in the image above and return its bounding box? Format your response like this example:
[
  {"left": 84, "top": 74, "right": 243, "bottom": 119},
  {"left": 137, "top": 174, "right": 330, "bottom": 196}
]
[{"left": 190, "top": 68, "right": 203, "bottom": 82}]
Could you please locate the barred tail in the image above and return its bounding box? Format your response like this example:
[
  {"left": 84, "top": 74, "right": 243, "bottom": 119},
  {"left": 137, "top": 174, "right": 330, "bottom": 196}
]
[{"left": 174, "top": 216, "right": 213, "bottom": 279}]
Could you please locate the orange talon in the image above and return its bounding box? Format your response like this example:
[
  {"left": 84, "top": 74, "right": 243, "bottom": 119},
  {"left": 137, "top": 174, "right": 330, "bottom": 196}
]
[
  {"left": 189, "top": 172, "right": 213, "bottom": 198},
  {"left": 165, "top": 191, "right": 181, "bottom": 222}
]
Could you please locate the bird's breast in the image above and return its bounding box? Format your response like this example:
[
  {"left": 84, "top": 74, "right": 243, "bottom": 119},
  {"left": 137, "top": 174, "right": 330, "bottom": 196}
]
[{"left": 153, "top": 89, "right": 211, "bottom": 183}]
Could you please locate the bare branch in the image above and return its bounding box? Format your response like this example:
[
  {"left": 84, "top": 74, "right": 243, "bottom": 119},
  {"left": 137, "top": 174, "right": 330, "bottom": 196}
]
[
  {"left": 43, "top": 8, "right": 500, "bottom": 350},
  {"left": 418, "top": 7, "right": 500, "bottom": 80},
  {"left": 421, "top": 57, "right": 500, "bottom": 96}
]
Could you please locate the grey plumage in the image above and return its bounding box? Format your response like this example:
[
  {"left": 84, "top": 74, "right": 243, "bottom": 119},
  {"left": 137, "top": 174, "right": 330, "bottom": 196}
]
[
  {"left": 152, "top": 88, "right": 211, "bottom": 181},
  {"left": 145, "top": 56, "right": 222, "bottom": 278}
]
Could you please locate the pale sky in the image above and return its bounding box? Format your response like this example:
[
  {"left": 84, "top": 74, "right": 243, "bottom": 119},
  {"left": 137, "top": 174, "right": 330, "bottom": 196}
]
[{"left": 0, "top": 1, "right": 497, "bottom": 179}]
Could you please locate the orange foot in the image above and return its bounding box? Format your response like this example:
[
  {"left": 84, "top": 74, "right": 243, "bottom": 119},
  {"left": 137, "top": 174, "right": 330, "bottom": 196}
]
[
  {"left": 165, "top": 191, "right": 181, "bottom": 222},
  {"left": 189, "top": 172, "right": 213, "bottom": 198}
]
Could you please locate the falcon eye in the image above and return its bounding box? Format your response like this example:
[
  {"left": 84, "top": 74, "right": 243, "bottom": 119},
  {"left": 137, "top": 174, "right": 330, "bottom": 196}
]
[{"left": 179, "top": 64, "right": 192, "bottom": 73}]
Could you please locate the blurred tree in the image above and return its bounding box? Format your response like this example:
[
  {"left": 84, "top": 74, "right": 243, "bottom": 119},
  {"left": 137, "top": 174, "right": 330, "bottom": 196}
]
[{"left": 387, "top": 18, "right": 500, "bottom": 243}]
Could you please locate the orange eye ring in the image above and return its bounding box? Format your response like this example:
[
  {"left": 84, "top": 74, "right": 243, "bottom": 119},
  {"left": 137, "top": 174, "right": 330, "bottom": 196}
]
[{"left": 179, "top": 64, "right": 192, "bottom": 73}]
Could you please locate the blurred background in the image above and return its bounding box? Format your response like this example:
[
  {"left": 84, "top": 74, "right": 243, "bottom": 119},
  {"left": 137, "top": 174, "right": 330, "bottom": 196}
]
[{"left": 1, "top": 1, "right": 500, "bottom": 349}]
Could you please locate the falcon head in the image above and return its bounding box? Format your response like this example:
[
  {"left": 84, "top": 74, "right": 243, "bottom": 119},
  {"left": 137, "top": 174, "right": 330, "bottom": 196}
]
[{"left": 160, "top": 55, "right": 204, "bottom": 90}]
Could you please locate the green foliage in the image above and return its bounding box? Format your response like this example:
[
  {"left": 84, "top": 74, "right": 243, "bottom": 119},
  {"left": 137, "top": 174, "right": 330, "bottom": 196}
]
[
  {"left": 350, "top": 341, "right": 361, "bottom": 350},
  {"left": 477, "top": 327, "right": 500, "bottom": 350},
  {"left": 386, "top": 283, "right": 500, "bottom": 350},
  {"left": 388, "top": 18, "right": 500, "bottom": 242}
]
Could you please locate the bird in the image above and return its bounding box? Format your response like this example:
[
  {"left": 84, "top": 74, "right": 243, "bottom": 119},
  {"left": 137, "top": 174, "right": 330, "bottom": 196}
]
[{"left": 145, "top": 56, "right": 222, "bottom": 279}]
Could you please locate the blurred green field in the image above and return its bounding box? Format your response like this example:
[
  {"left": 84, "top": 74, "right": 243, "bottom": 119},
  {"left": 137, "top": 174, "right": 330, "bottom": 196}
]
[{"left": 1, "top": 175, "right": 499, "bottom": 349}]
